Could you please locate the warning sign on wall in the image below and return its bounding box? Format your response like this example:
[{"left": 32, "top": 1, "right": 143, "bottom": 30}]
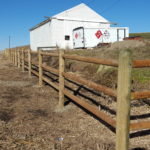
[{"left": 95, "top": 30, "right": 103, "bottom": 39}]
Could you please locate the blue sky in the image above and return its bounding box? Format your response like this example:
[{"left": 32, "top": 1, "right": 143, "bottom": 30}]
[{"left": 0, "top": 0, "right": 150, "bottom": 50}]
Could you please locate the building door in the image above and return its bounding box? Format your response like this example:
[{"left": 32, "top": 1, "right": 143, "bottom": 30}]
[
  {"left": 73, "top": 27, "right": 85, "bottom": 48},
  {"left": 117, "top": 29, "right": 125, "bottom": 41}
]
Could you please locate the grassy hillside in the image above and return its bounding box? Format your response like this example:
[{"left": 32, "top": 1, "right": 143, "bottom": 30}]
[
  {"left": 130, "top": 32, "right": 150, "bottom": 39},
  {"left": 39, "top": 40, "right": 150, "bottom": 91}
]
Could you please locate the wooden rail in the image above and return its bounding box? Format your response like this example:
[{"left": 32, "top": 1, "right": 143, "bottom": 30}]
[
  {"left": 130, "top": 121, "right": 150, "bottom": 131},
  {"left": 63, "top": 54, "right": 118, "bottom": 67},
  {"left": 30, "top": 51, "right": 38, "bottom": 54},
  {"left": 133, "top": 60, "right": 150, "bottom": 68},
  {"left": 41, "top": 51, "right": 59, "bottom": 57},
  {"left": 42, "top": 64, "right": 59, "bottom": 75},
  {"left": 63, "top": 89, "right": 116, "bottom": 127},
  {"left": 31, "top": 69, "right": 39, "bottom": 76},
  {"left": 42, "top": 76, "right": 59, "bottom": 90},
  {"left": 5, "top": 49, "right": 150, "bottom": 150},
  {"left": 132, "top": 91, "right": 150, "bottom": 99},
  {"left": 62, "top": 72, "right": 117, "bottom": 97}
]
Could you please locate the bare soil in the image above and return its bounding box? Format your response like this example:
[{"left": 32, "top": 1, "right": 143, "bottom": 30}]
[{"left": 0, "top": 54, "right": 149, "bottom": 150}]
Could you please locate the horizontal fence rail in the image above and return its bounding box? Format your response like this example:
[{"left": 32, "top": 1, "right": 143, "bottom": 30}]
[
  {"left": 132, "top": 91, "right": 150, "bottom": 99},
  {"left": 63, "top": 89, "right": 116, "bottom": 127},
  {"left": 42, "top": 76, "right": 59, "bottom": 90},
  {"left": 42, "top": 64, "right": 59, "bottom": 75},
  {"left": 41, "top": 51, "right": 59, "bottom": 57},
  {"left": 133, "top": 60, "right": 150, "bottom": 68},
  {"left": 130, "top": 121, "right": 150, "bottom": 131},
  {"left": 62, "top": 72, "right": 117, "bottom": 97},
  {"left": 63, "top": 54, "right": 118, "bottom": 67}
]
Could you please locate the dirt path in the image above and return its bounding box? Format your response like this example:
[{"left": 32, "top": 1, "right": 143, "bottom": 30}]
[{"left": 0, "top": 54, "right": 149, "bottom": 150}]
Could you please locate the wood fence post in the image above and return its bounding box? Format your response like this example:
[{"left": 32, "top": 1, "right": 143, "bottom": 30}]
[
  {"left": 9, "top": 49, "right": 11, "bottom": 60},
  {"left": 7, "top": 49, "right": 9, "bottom": 58},
  {"left": 12, "top": 50, "right": 14, "bottom": 64},
  {"left": 9, "top": 50, "right": 11, "bottom": 61},
  {"left": 16, "top": 49, "right": 18, "bottom": 66},
  {"left": 58, "top": 50, "right": 65, "bottom": 109},
  {"left": 14, "top": 49, "right": 18, "bottom": 66},
  {"left": 28, "top": 49, "right": 31, "bottom": 77},
  {"left": 16, "top": 50, "right": 18, "bottom": 66},
  {"left": 11, "top": 50, "right": 14, "bottom": 63},
  {"left": 13, "top": 50, "right": 15, "bottom": 64},
  {"left": 12, "top": 50, "right": 13, "bottom": 62},
  {"left": 22, "top": 49, "right": 25, "bottom": 72},
  {"left": 4, "top": 49, "right": 6, "bottom": 57},
  {"left": 116, "top": 49, "right": 132, "bottom": 150},
  {"left": 18, "top": 50, "right": 21, "bottom": 68},
  {"left": 10, "top": 50, "right": 11, "bottom": 61},
  {"left": 12, "top": 50, "right": 15, "bottom": 64},
  {"left": 38, "top": 50, "right": 43, "bottom": 86}
]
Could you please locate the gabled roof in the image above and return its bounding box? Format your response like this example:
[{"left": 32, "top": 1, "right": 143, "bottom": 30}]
[
  {"left": 53, "top": 3, "right": 109, "bottom": 22},
  {"left": 30, "top": 3, "right": 110, "bottom": 31}
]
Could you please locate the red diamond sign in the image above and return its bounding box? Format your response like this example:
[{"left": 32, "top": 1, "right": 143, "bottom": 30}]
[
  {"left": 75, "top": 33, "right": 78, "bottom": 39},
  {"left": 95, "top": 30, "right": 103, "bottom": 39}
]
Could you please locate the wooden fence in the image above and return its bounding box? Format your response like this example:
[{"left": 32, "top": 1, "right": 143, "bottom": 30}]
[{"left": 4, "top": 48, "right": 150, "bottom": 150}]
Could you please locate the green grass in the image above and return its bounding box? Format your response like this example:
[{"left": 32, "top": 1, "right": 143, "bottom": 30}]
[
  {"left": 129, "top": 32, "right": 150, "bottom": 39},
  {"left": 132, "top": 69, "right": 150, "bottom": 83}
]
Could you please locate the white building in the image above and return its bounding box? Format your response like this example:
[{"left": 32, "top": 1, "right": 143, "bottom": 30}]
[{"left": 30, "top": 3, "right": 128, "bottom": 50}]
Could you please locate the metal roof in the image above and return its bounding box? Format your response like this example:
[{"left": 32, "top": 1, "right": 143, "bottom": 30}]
[{"left": 30, "top": 18, "right": 52, "bottom": 31}]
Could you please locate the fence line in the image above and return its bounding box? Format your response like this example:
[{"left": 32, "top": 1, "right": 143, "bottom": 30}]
[{"left": 4, "top": 48, "right": 150, "bottom": 150}]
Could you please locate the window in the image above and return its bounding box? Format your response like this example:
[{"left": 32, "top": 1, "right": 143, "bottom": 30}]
[{"left": 65, "top": 35, "right": 70, "bottom": 40}]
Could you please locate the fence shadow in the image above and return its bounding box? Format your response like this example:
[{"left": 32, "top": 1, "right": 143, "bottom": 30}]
[
  {"left": 132, "top": 148, "right": 147, "bottom": 150},
  {"left": 65, "top": 95, "right": 116, "bottom": 133},
  {"left": 66, "top": 85, "right": 116, "bottom": 116},
  {"left": 130, "top": 129, "right": 150, "bottom": 138},
  {"left": 39, "top": 71, "right": 117, "bottom": 117},
  {"left": 143, "top": 99, "right": 150, "bottom": 106},
  {"left": 30, "top": 67, "right": 150, "bottom": 138},
  {"left": 34, "top": 70, "right": 150, "bottom": 138},
  {"left": 130, "top": 113, "right": 150, "bottom": 120}
]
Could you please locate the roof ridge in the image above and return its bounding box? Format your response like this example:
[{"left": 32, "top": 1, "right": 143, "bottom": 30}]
[{"left": 52, "top": 3, "right": 87, "bottom": 17}]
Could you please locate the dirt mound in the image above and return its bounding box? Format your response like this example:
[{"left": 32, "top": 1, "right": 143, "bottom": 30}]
[{"left": 107, "top": 40, "right": 146, "bottom": 51}]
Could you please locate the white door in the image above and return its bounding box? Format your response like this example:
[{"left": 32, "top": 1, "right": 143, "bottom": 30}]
[
  {"left": 73, "top": 27, "right": 84, "bottom": 48},
  {"left": 118, "top": 29, "right": 125, "bottom": 41}
]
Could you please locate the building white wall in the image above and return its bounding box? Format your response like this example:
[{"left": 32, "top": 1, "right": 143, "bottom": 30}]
[
  {"left": 49, "top": 19, "right": 65, "bottom": 48},
  {"left": 30, "top": 18, "right": 110, "bottom": 50},
  {"left": 54, "top": 19, "right": 110, "bottom": 49},
  {"left": 30, "top": 21, "right": 53, "bottom": 50},
  {"left": 73, "top": 27, "right": 129, "bottom": 48}
]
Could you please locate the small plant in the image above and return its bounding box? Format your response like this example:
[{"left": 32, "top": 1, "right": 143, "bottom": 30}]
[{"left": 132, "top": 69, "right": 150, "bottom": 83}]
